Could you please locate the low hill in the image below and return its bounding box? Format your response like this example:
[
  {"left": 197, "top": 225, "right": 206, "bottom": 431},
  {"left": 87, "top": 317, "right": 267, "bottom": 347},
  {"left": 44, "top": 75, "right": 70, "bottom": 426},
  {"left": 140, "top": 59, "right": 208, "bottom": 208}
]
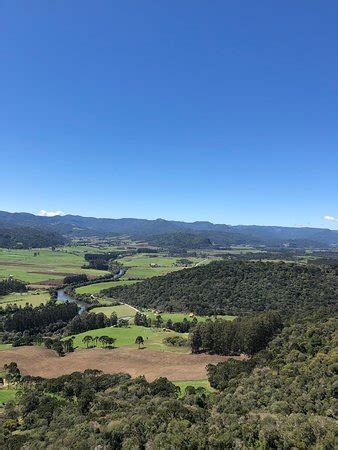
[
  {"left": 103, "top": 260, "right": 337, "bottom": 315},
  {"left": 0, "top": 224, "right": 66, "bottom": 249},
  {"left": 145, "top": 232, "right": 212, "bottom": 249}
]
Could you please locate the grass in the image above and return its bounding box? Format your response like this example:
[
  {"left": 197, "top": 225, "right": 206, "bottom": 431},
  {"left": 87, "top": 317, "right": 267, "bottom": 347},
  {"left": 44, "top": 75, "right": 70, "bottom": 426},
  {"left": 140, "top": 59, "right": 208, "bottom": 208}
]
[
  {"left": 89, "top": 304, "right": 138, "bottom": 318},
  {"left": 75, "top": 279, "right": 142, "bottom": 294},
  {"left": 0, "top": 343, "right": 12, "bottom": 351},
  {"left": 0, "top": 248, "right": 108, "bottom": 284},
  {"left": 68, "top": 325, "right": 188, "bottom": 352},
  {"left": 0, "top": 388, "right": 16, "bottom": 404},
  {"left": 118, "top": 254, "right": 210, "bottom": 280},
  {"left": 0, "top": 291, "right": 51, "bottom": 308},
  {"left": 173, "top": 380, "right": 214, "bottom": 395},
  {"left": 123, "top": 267, "right": 181, "bottom": 279},
  {"left": 144, "top": 311, "right": 236, "bottom": 323}
]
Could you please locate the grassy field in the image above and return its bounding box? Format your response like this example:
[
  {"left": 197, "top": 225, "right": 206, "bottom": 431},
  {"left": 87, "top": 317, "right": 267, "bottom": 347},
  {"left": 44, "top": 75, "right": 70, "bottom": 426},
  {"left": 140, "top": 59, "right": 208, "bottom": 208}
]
[
  {"left": 89, "top": 304, "right": 137, "bottom": 318},
  {"left": 0, "top": 343, "right": 12, "bottom": 351},
  {"left": 75, "top": 279, "right": 142, "bottom": 294},
  {"left": 144, "top": 311, "right": 236, "bottom": 323},
  {"left": 0, "top": 388, "right": 16, "bottom": 404},
  {"left": 69, "top": 325, "right": 188, "bottom": 352},
  {"left": 173, "top": 379, "right": 214, "bottom": 394},
  {"left": 0, "top": 248, "right": 109, "bottom": 285},
  {"left": 0, "top": 291, "right": 51, "bottom": 308},
  {"left": 118, "top": 254, "right": 209, "bottom": 280}
]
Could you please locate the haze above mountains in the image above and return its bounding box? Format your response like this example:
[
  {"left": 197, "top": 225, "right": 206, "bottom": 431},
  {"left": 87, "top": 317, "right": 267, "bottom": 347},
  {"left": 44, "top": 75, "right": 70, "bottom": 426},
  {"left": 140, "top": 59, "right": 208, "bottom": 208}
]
[{"left": 0, "top": 210, "right": 338, "bottom": 247}]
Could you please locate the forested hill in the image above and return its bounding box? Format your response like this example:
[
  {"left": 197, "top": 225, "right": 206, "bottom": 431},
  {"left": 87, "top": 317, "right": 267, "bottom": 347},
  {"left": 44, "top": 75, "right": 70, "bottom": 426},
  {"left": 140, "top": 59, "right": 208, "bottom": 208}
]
[
  {"left": 103, "top": 261, "right": 337, "bottom": 315},
  {"left": 0, "top": 224, "right": 66, "bottom": 249}
]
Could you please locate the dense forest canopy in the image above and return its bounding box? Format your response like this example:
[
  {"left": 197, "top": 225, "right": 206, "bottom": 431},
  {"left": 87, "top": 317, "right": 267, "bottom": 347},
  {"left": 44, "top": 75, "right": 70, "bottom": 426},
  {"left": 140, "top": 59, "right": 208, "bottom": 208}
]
[
  {"left": 103, "top": 260, "right": 337, "bottom": 315},
  {"left": 0, "top": 278, "right": 27, "bottom": 296}
]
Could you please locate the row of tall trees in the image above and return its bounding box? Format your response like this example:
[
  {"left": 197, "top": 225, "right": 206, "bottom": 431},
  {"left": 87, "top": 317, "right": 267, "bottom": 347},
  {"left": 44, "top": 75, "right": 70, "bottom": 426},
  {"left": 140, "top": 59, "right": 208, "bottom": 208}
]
[
  {"left": 65, "top": 311, "right": 117, "bottom": 335},
  {"left": 3, "top": 302, "right": 79, "bottom": 332},
  {"left": 190, "top": 311, "right": 282, "bottom": 355},
  {"left": 0, "top": 278, "right": 26, "bottom": 296}
]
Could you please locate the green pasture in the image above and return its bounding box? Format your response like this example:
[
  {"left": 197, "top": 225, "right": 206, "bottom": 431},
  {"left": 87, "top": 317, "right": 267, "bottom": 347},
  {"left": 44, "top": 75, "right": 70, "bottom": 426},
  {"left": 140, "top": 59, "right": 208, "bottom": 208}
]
[
  {"left": 123, "top": 267, "right": 181, "bottom": 279},
  {"left": 0, "top": 388, "right": 16, "bottom": 404},
  {"left": 75, "top": 279, "right": 142, "bottom": 294},
  {"left": 173, "top": 380, "right": 214, "bottom": 395},
  {"left": 89, "top": 304, "right": 138, "bottom": 318},
  {"left": 0, "top": 248, "right": 108, "bottom": 284},
  {"left": 0, "top": 291, "right": 50, "bottom": 308},
  {"left": 144, "top": 311, "right": 236, "bottom": 323},
  {"left": 117, "top": 254, "right": 210, "bottom": 280},
  {"left": 69, "top": 325, "right": 188, "bottom": 352},
  {"left": 0, "top": 343, "right": 12, "bottom": 351}
]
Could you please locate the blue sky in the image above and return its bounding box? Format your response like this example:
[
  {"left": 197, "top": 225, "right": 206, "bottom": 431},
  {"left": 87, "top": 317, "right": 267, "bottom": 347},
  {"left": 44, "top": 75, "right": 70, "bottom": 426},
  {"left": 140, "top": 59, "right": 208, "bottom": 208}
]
[{"left": 1, "top": 1, "right": 337, "bottom": 228}]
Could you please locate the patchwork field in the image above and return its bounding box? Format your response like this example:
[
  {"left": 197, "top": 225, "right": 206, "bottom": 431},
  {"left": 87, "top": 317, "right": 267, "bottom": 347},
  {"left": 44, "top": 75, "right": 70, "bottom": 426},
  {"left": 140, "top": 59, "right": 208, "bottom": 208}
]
[
  {"left": 0, "top": 346, "right": 237, "bottom": 381},
  {"left": 0, "top": 291, "right": 51, "bottom": 308},
  {"left": 0, "top": 248, "right": 108, "bottom": 285},
  {"left": 118, "top": 254, "right": 210, "bottom": 280}
]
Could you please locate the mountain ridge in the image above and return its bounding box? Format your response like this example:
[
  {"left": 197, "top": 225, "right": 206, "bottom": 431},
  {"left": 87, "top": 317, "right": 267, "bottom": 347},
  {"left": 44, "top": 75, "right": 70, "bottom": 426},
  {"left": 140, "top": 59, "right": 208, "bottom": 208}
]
[{"left": 0, "top": 210, "right": 337, "bottom": 245}]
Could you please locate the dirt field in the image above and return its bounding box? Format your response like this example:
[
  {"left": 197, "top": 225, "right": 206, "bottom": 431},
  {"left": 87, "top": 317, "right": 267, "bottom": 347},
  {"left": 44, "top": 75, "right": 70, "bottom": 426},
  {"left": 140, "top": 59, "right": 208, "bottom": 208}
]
[{"left": 0, "top": 346, "right": 242, "bottom": 381}]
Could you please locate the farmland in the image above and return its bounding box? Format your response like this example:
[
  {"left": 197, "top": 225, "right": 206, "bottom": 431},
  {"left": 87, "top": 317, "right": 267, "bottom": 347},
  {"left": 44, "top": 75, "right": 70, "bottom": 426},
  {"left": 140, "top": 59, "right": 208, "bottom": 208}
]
[
  {"left": 0, "top": 247, "right": 109, "bottom": 286},
  {"left": 0, "top": 346, "right": 234, "bottom": 381},
  {"left": 119, "top": 255, "right": 210, "bottom": 280},
  {"left": 0, "top": 291, "right": 51, "bottom": 308}
]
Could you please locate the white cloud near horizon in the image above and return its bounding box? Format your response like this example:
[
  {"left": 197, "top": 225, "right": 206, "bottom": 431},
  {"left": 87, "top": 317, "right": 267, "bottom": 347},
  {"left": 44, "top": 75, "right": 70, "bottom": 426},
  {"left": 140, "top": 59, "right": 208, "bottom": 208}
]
[
  {"left": 38, "top": 210, "right": 65, "bottom": 217},
  {"left": 323, "top": 215, "right": 338, "bottom": 222}
]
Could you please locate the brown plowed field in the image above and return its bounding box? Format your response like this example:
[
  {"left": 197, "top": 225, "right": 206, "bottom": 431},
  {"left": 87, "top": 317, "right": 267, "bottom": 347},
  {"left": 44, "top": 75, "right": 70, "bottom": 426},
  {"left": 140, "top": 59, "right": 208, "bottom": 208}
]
[{"left": 0, "top": 346, "right": 243, "bottom": 381}]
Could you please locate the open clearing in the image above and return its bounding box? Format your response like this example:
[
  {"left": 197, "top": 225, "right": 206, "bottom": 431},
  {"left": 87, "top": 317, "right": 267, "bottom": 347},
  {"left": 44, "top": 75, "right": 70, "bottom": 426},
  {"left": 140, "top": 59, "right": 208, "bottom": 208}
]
[
  {"left": 68, "top": 325, "right": 187, "bottom": 351},
  {"left": 0, "top": 346, "right": 239, "bottom": 381},
  {"left": 0, "top": 388, "right": 16, "bottom": 404},
  {"left": 89, "top": 304, "right": 137, "bottom": 318},
  {"left": 173, "top": 379, "right": 214, "bottom": 394},
  {"left": 0, "top": 291, "right": 51, "bottom": 308},
  {"left": 76, "top": 279, "right": 141, "bottom": 294}
]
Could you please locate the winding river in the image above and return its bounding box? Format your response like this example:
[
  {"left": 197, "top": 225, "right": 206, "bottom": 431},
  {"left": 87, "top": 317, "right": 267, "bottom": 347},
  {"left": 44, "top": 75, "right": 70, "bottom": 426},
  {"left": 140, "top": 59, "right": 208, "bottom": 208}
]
[{"left": 56, "top": 268, "right": 124, "bottom": 314}]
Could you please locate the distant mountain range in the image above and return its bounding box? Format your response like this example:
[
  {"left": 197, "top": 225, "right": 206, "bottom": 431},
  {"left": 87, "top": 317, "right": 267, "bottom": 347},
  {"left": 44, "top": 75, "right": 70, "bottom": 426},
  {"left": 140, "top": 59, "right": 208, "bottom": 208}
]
[{"left": 0, "top": 210, "right": 337, "bottom": 247}]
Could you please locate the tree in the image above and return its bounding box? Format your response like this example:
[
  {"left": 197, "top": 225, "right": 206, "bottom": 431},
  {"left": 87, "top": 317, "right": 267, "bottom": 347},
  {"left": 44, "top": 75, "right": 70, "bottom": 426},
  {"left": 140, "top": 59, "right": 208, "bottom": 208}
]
[
  {"left": 63, "top": 337, "right": 75, "bottom": 353},
  {"left": 106, "top": 337, "right": 116, "bottom": 347},
  {"left": 82, "top": 335, "right": 93, "bottom": 348},
  {"left": 99, "top": 336, "right": 110, "bottom": 348},
  {"left": 155, "top": 315, "right": 163, "bottom": 328},
  {"left": 135, "top": 336, "right": 144, "bottom": 349},
  {"left": 110, "top": 312, "right": 118, "bottom": 326}
]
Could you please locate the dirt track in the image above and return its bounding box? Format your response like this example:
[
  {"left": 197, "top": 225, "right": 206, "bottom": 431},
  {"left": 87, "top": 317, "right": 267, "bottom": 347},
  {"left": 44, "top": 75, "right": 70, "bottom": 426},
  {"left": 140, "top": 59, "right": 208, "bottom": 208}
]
[{"left": 0, "top": 346, "right": 242, "bottom": 381}]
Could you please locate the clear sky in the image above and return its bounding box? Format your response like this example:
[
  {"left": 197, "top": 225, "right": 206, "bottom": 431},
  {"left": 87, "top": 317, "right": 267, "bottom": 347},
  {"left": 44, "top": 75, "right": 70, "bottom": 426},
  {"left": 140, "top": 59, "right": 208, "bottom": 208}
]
[{"left": 1, "top": 1, "right": 337, "bottom": 228}]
